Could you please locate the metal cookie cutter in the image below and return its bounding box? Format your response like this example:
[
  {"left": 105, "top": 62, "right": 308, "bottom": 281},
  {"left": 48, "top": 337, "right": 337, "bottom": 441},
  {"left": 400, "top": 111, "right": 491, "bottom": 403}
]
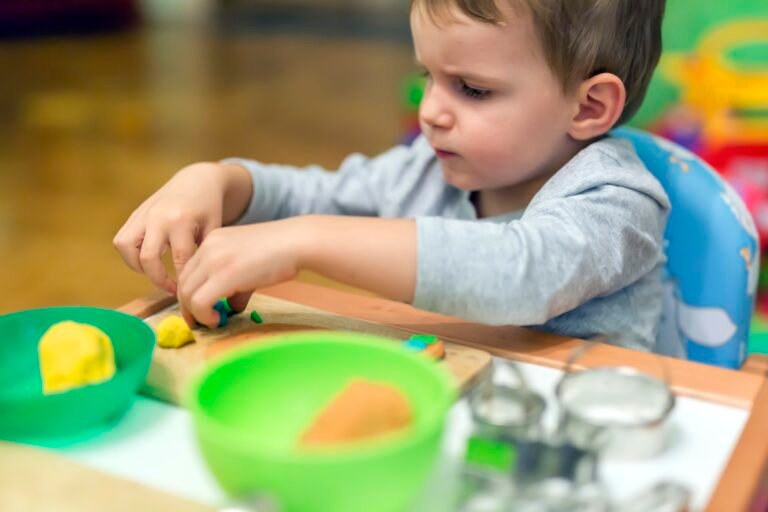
[
  {"left": 513, "top": 439, "right": 597, "bottom": 488},
  {"left": 468, "top": 359, "right": 546, "bottom": 443},
  {"left": 466, "top": 360, "right": 597, "bottom": 487},
  {"left": 555, "top": 343, "right": 676, "bottom": 460},
  {"left": 459, "top": 361, "right": 546, "bottom": 511}
]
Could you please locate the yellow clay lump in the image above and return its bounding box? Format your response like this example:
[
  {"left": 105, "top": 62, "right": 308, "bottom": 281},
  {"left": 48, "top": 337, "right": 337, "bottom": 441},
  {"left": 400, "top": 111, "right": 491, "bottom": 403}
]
[
  {"left": 39, "top": 321, "right": 116, "bottom": 395},
  {"left": 155, "top": 315, "right": 195, "bottom": 349}
]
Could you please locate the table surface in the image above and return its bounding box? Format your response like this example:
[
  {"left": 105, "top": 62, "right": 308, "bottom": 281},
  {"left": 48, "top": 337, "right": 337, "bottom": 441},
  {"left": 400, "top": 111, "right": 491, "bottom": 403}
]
[
  {"left": 54, "top": 358, "right": 749, "bottom": 512},
  {"left": 10, "top": 280, "right": 765, "bottom": 512}
]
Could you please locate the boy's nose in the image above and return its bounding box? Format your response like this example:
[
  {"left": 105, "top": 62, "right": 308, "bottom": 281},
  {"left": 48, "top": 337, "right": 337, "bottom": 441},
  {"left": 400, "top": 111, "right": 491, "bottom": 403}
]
[{"left": 419, "top": 86, "right": 454, "bottom": 130}]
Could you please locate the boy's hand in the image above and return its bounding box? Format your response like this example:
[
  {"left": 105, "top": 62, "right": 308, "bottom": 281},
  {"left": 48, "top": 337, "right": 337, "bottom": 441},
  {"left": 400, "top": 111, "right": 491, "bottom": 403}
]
[
  {"left": 177, "top": 219, "right": 306, "bottom": 328},
  {"left": 113, "top": 162, "right": 251, "bottom": 295}
]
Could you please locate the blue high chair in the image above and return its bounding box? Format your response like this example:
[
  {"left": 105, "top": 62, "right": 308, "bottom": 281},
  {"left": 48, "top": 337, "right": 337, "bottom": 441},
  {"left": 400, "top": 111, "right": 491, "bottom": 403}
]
[{"left": 613, "top": 128, "right": 760, "bottom": 369}]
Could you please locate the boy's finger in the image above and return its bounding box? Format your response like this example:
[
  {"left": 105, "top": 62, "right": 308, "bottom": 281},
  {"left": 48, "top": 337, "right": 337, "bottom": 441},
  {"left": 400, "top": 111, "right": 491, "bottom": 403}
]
[
  {"left": 200, "top": 219, "right": 219, "bottom": 243},
  {"left": 113, "top": 225, "right": 145, "bottom": 274},
  {"left": 169, "top": 227, "right": 198, "bottom": 283},
  {"left": 177, "top": 259, "right": 210, "bottom": 328},
  {"left": 139, "top": 229, "right": 175, "bottom": 294},
  {"left": 177, "top": 241, "right": 204, "bottom": 285},
  {"left": 189, "top": 281, "right": 223, "bottom": 329},
  {"left": 177, "top": 251, "right": 206, "bottom": 300},
  {"left": 179, "top": 302, "right": 197, "bottom": 329}
]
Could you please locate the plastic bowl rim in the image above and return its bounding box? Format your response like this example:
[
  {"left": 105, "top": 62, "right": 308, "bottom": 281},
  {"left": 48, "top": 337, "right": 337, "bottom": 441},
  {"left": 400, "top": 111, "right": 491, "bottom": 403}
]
[
  {"left": 0, "top": 305, "right": 156, "bottom": 403},
  {"left": 186, "top": 331, "right": 457, "bottom": 464}
]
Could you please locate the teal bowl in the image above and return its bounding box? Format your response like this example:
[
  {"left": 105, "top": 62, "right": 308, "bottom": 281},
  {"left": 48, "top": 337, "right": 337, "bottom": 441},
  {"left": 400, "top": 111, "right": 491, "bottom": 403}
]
[
  {"left": 187, "top": 331, "right": 457, "bottom": 512},
  {"left": 0, "top": 306, "right": 155, "bottom": 443}
]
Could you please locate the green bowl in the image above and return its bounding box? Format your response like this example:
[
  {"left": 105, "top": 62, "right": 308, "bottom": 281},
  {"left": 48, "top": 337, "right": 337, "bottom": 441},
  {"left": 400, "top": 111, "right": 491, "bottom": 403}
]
[
  {"left": 0, "top": 306, "right": 155, "bottom": 443},
  {"left": 187, "top": 331, "right": 457, "bottom": 512}
]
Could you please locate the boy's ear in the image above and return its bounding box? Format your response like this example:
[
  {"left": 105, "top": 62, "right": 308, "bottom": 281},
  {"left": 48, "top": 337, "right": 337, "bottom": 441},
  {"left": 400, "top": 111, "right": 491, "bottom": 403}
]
[{"left": 568, "top": 73, "right": 626, "bottom": 141}]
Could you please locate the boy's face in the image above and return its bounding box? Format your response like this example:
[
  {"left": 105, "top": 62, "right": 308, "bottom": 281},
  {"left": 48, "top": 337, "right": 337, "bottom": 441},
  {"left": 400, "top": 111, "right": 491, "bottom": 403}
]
[{"left": 411, "top": 3, "right": 579, "bottom": 193}]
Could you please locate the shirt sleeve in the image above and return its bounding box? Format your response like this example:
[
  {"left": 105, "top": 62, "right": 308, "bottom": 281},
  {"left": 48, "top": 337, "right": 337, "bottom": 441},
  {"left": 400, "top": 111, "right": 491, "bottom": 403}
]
[
  {"left": 413, "top": 184, "right": 668, "bottom": 325},
  {"left": 221, "top": 143, "right": 416, "bottom": 224}
]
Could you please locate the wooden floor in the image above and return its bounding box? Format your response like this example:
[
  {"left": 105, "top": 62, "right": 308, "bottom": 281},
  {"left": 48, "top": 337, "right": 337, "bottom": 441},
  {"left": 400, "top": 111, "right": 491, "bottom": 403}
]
[{"left": 0, "top": 24, "right": 414, "bottom": 314}]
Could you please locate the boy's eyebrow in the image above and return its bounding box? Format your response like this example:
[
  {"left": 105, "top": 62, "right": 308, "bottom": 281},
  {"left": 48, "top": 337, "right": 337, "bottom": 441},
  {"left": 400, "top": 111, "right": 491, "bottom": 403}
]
[
  {"left": 415, "top": 57, "right": 506, "bottom": 87},
  {"left": 452, "top": 70, "right": 506, "bottom": 87}
]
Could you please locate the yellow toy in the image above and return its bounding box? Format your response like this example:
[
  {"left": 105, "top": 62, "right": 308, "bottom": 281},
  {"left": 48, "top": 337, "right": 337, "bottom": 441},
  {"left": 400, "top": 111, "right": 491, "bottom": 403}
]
[
  {"left": 662, "top": 20, "right": 768, "bottom": 145},
  {"left": 38, "top": 321, "right": 116, "bottom": 395},
  {"left": 155, "top": 315, "right": 195, "bottom": 349}
]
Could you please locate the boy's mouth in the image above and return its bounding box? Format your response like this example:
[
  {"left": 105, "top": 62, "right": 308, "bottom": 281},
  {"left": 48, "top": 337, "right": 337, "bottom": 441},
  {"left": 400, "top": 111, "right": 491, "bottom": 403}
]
[{"left": 434, "top": 148, "right": 457, "bottom": 159}]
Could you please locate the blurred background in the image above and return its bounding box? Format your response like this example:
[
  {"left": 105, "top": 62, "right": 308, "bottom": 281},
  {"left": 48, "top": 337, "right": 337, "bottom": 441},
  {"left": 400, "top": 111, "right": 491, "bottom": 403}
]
[
  {"left": 1, "top": 0, "right": 768, "bottom": 346},
  {"left": 0, "top": 0, "right": 417, "bottom": 313}
]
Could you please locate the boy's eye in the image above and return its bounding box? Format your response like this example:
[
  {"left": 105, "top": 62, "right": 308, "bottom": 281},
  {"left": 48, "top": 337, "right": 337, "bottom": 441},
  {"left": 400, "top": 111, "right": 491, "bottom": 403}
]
[{"left": 460, "top": 81, "right": 491, "bottom": 100}]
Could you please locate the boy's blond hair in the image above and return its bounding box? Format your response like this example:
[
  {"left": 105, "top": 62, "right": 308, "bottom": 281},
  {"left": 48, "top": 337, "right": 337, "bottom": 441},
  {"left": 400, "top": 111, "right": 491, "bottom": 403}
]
[{"left": 412, "top": 0, "right": 665, "bottom": 125}]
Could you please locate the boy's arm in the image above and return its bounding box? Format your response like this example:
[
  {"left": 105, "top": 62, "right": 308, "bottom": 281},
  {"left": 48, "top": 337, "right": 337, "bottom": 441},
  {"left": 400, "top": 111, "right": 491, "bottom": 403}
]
[
  {"left": 411, "top": 184, "right": 669, "bottom": 326},
  {"left": 220, "top": 163, "right": 256, "bottom": 225},
  {"left": 222, "top": 143, "right": 418, "bottom": 225},
  {"left": 299, "top": 216, "right": 417, "bottom": 303},
  {"left": 294, "top": 180, "right": 664, "bottom": 319},
  {"left": 175, "top": 214, "right": 418, "bottom": 327},
  {"left": 178, "top": 182, "right": 665, "bottom": 328}
]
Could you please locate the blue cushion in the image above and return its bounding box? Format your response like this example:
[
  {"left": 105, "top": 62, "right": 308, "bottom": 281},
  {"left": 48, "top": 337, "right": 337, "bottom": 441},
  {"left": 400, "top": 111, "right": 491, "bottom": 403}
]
[{"left": 614, "top": 128, "right": 759, "bottom": 368}]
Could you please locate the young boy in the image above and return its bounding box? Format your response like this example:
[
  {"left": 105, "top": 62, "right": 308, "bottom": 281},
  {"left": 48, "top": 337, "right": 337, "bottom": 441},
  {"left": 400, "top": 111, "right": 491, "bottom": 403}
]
[{"left": 114, "top": 0, "right": 668, "bottom": 351}]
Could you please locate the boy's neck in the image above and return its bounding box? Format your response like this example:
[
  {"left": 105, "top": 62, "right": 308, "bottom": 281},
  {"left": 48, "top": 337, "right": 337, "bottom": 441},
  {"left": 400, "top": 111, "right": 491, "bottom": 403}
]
[
  {"left": 472, "top": 139, "right": 590, "bottom": 219},
  {"left": 472, "top": 174, "right": 552, "bottom": 218}
]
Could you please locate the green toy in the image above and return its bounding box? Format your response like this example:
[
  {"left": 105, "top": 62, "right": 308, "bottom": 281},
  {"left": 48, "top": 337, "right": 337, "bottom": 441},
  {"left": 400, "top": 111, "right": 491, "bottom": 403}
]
[
  {"left": 187, "top": 331, "right": 456, "bottom": 512},
  {"left": 0, "top": 306, "right": 154, "bottom": 445}
]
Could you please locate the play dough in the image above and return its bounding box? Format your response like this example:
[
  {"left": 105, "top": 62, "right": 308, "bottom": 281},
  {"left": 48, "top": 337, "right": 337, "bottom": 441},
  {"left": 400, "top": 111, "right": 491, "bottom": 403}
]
[
  {"left": 155, "top": 315, "right": 195, "bottom": 349},
  {"left": 299, "top": 378, "right": 413, "bottom": 447},
  {"left": 38, "top": 321, "right": 116, "bottom": 395},
  {"left": 403, "top": 334, "right": 446, "bottom": 360}
]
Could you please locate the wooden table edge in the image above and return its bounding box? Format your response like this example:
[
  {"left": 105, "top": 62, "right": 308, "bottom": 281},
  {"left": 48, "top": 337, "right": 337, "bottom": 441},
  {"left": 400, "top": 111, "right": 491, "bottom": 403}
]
[
  {"left": 705, "top": 377, "right": 768, "bottom": 512},
  {"left": 119, "top": 281, "right": 768, "bottom": 511}
]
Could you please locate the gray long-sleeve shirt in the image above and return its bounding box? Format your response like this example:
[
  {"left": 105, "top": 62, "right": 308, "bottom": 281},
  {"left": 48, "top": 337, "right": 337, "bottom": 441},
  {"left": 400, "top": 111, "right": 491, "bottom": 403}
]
[{"left": 226, "top": 134, "right": 670, "bottom": 351}]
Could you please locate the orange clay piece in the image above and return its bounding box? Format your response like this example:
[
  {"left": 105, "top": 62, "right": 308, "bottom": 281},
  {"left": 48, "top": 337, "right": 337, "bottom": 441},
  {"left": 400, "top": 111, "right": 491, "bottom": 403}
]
[
  {"left": 299, "top": 378, "right": 412, "bottom": 447},
  {"left": 404, "top": 334, "right": 447, "bottom": 360},
  {"left": 424, "top": 338, "right": 446, "bottom": 360}
]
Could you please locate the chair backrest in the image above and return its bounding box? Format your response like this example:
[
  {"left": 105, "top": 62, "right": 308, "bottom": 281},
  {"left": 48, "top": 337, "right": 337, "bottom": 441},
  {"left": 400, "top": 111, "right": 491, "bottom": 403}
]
[{"left": 613, "top": 128, "right": 760, "bottom": 368}]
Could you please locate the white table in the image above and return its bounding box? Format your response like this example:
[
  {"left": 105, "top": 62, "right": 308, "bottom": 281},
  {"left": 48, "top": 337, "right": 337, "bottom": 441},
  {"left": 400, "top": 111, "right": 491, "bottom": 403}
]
[{"left": 55, "top": 359, "right": 749, "bottom": 511}]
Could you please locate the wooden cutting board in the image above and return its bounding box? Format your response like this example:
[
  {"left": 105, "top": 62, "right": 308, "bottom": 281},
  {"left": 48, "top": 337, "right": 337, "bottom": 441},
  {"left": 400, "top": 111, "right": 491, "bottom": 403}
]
[
  {"left": 136, "top": 293, "right": 493, "bottom": 405},
  {"left": 0, "top": 442, "right": 213, "bottom": 512}
]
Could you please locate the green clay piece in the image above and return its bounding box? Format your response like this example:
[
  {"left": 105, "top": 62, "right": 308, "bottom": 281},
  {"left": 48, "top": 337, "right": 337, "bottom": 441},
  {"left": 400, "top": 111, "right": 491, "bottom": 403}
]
[
  {"left": 214, "top": 298, "right": 235, "bottom": 317},
  {"left": 409, "top": 334, "right": 438, "bottom": 346},
  {"left": 250, "top": 310, "right": 263, "bottom": 324},
  {"left": 212, "top": 301, "right": 229, "bottom": 327},
  {"left": 216, "top": 311, "right": 228, "bottom": 328},
  {"left": 464, "top": 436, "right": 517, "bottom": 472},
  {"left": 404, "top": 339, "right": 427, "bottom": 351}
]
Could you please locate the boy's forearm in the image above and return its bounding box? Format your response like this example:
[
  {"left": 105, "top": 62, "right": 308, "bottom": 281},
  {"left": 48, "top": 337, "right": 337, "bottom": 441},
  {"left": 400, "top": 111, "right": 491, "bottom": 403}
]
[
  {"left": 219, "top": 162, "right": 254, "bottom": 225},
  {"left": 297, "top": 215, "right": 417, "bottom": 303}
]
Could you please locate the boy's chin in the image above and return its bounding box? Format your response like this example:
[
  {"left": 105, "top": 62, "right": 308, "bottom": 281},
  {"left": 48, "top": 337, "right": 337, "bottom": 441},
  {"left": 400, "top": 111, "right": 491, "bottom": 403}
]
[
  {"left": 441, "top": 167, "right": 480, "bottom": 191},
  {"left": 442, "top": 174, "right": 476, "bottom": 191}
]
